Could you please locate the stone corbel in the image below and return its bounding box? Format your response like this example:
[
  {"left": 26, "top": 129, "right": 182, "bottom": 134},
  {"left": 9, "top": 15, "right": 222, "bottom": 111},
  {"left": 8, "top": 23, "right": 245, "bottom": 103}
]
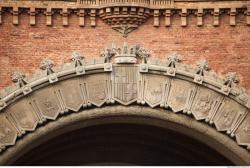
[
  {"left": 78, "top": 9, "right": 85, "bottom": 27},
  {"left": 114, "top": 7, "right": 119, "bottom": 15},
  {"left": 246, "top": 7, "right": 250, "bottom": 26},
  {"left": 196, "top": 8, "right": 203, "bottom": 26},
  {"left": 90, "top": 9, "right": 96, "bottom": 27},
  {"left": 165, "top": 9, "right": 171, "bottom": 27},
  {"left": 106, "top": 8, "right": 111, "bottom": 16},
  {"left": 12, "top": 6, "right": 19, "bottom": 25},
  {"left": 213, "top": 8, "right": 220, "bottom": 26},
  {"left": 229, "top": 8, "right": 236, "bottom": 26},
  {"left": 62, "top": 8, "right": 69, "bottom": 26},
  {"left": 153, "top": 9, "right": 160, "bottom": 27},
  {"left": 130, "top": 7, "right": 137, "bottom": 15},
  {"left": 29, "top": 7, "right": 36, "bottom": 26},
  {"left": 0, "top": 6, "right": 2, "bottom": 25},
  {"left": 138, "top": 8, "right": 144, "bottom": 16},
  {"left": 181, "top": 8, "right": 187, "bottom": 27},
  {"left": 45, "top": 8, "right": 53, "bottom": 26},
  {"left": 122, "top": 7, "right": 128, "bottom": 15}
]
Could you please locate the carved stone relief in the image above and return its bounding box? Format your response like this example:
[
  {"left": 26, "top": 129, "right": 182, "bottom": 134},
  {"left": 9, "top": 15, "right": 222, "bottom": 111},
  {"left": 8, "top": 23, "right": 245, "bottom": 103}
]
[
  {"left": 112, "top": 65, "right": 138, "bottom": 105},
  {"left": 7, "top": 99, "right": 38, "bottom": 132},
  {"left": 214, "top": 98, "right": 248, "bottom": 133},
  {"left": 0, "top": 114, "right": 17, "bottom": 148},
  {"left": 58, "top": 78, "right": 84, "bottom": 112},
  {"left": 190, "top": 87, "right": 222, "bottom": 120},
  {"left": 84, "top": 73, "right": 110, "bottom": 107},
  {"left": 0, "top": 43, "right": 249, "bottom": 156},
  {"left": 236, "top": 114, "right": 250, "bottom": 148},
  {"left": 167, "top": 79, "right": 196, "bottom": 112},
  {"left": 143, "top": 74, "right": 170, "bottom": 108},
  {"left": 30, "top": 86, "right": 62, "bottom": 120}
]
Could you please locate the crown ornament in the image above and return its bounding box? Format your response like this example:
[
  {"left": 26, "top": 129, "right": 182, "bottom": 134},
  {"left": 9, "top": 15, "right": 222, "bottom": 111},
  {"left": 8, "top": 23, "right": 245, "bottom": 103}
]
[{"left": 101, "top": 42, "right": 150, "bottom": 64}]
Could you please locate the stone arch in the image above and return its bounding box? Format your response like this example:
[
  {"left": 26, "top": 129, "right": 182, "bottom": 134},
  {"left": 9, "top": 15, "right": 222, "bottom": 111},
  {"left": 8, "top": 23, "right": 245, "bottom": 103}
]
[{"left": 0, "top": 43, "right": 249, "bottom": 165}]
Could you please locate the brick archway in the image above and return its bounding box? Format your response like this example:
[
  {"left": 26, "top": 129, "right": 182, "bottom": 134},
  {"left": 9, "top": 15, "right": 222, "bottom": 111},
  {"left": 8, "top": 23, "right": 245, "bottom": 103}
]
[{"left": 0, "top": 44, "right": 249, "bottom": 165}]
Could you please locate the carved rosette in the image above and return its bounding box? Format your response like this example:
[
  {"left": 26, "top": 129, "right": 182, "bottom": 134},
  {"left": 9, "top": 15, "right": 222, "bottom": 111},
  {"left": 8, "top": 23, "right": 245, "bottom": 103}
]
[{"left": 0, "top": 43, "right": 250, "bottom": 156}]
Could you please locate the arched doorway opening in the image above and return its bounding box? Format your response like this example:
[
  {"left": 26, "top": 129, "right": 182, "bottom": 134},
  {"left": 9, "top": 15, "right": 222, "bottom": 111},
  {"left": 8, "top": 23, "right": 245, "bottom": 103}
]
[{"left": 14, "top": 123, "right": 234, "bottom": 166}]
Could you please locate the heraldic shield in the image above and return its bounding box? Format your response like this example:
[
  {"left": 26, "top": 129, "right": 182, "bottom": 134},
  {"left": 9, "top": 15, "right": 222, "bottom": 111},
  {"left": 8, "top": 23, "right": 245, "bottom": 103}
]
[{"left": 112, "top": 65, "right": 138, "bottom": 105}]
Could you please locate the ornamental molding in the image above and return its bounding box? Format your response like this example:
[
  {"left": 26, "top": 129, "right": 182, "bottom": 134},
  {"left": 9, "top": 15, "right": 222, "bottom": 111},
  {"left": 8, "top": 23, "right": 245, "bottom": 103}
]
[
  {"left": 0, "top": 0, "right": 250, "bottom": 37},
  {"left": 0, "top": 43, "right": 250, "bottom": 158}
]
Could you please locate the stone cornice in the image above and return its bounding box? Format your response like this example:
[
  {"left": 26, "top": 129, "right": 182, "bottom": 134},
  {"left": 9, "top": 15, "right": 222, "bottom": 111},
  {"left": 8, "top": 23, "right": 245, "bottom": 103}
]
[{"left": 1, "top": 0, "right": 250, "bottom": 36}]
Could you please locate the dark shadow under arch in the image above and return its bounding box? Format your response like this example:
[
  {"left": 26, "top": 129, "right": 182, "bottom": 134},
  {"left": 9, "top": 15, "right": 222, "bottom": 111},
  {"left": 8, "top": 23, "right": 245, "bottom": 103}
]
[{"left": 14, "top": 123, "right": 234, "bottom": 166}]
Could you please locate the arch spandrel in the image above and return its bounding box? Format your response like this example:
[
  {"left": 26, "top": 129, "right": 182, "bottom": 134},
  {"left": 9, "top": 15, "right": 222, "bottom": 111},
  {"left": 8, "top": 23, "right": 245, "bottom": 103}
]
[{"left": 0, "top": 43, "right": 250, "bottom": 164}]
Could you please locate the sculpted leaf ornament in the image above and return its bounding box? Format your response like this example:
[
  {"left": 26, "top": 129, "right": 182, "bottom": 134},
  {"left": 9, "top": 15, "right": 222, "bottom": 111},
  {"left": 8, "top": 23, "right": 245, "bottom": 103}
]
[
  {"left": 196, "top": 59, "right": 209, "bottom": 76},
  {"left": 40, "top": 59, "right": 58, "bottom": 83},
  {"left": 167, "top": 52, "right": 181, "bottom": 68},
  {"left": 136, "top": 45, "right": 151, "bottom": 64},
  {"left": 101, "top": 48, "right": 114, "bottom": 63},
  {"left": 40, "top": 59, "right": 55, "bottom": 75},
  {"left": 11, "top": 71, "right": 32, "bottom": 95},
  {"left": 224, "top": 72, "right": 239, "bottom": 87},
  {"left": 194, "top": 59, "right": 209, "bottom": 84},
  {"left": 71, "top": 51, "right": 86, "bottom": 75},
  {"left": 72, "top": 51, "right": 85, "bottom": 67},
  {"left": 11, "top": 71, "right": 27, "bottom": 88},
  {"left": 220, "top": 72, "right": 239, "bottom": 95},
  {"left": 165, "top": 52, "right": 181, "bottom": 76}
]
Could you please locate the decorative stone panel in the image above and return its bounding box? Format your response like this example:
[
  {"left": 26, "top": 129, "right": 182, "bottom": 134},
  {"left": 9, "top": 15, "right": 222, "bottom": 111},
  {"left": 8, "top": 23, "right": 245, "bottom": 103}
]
[{"left": 0, "top": 43, "right": 249, "bottom": 156}]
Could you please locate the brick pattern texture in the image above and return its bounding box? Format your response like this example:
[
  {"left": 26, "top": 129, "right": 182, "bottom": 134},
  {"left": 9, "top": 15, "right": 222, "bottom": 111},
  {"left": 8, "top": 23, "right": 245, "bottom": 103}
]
[{"left": 0, "top": 12, "right": 250, "bottom": 91}]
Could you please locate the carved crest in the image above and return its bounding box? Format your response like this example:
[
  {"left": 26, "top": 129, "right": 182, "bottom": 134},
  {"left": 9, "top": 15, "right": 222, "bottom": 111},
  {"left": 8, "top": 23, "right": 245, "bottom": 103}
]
[
  {"left": 236, "top": 114, "right": 250, "bottom": 147},
  {"left": 190, "top": 87, "right": 222, "bottom": 120},
  {"left": 101, "top": 43, "right": 150, "bottom": 64},
  {"left": 8, "top": 99, "right": 38, "bottom": 131},
  {"left": 144, "top": 74, "right": 168, "bottom": 107},
  {"left": 167, "top": 79, "right": 196, "bottom": 112},
  {"left": 112, "top": 65, "right": 138, "bottom": 105},
  {"left": 31, "top": 86, "right": 62, "bottom": 120},
  {"left": 0, "top": 114, "right": 17, "bottom": 147},
  {"left": 58, "top": 78, "right": 84, "bottom": 111},
  {"left": 214, "top": 98, "right": 247, "bottom": 132},
  {"left": 84, "top": 74, "right": 110, "bottom": 107}
]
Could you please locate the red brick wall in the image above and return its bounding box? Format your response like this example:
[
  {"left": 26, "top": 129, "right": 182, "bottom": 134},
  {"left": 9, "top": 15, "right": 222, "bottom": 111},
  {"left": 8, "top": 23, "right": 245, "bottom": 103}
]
[{"left": 0, "top": 12, "right": 250, "bottom": 91}]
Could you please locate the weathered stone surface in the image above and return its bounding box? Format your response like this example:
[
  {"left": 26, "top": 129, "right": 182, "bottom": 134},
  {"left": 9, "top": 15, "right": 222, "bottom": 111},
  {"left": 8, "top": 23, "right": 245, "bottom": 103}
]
[
  {"left": 0, "top": 114, "right": 17, "bottom": 147},
  {"left": 235, "top": 114, "right": 250, "bottom": 147},
  {"left": 0, "top": 43, "right": 249, "bottom": 158},
  {"left": 167, "top": 79, "right": 196, "bottom": 112},
  {"left": 8, "top": 99, "right": 38, "bottom": 131},
  {"left": 190, "top": 87, "right": 222, "bottom": 120},
  {"left": 214, "top": 98, "right": 247, "bottom": 132},
  {"left": 31, "top": 86, "right": 62, "bottom": 120},
  {"left": 112, "top": 65, "right": 138, "bottom": 105},
  {"left": 144, "top": 74, "right": 169, "bottom": 107},
  {"left": 84, "top": 73, "right": 110, "bottom": 107},
  {"left": 58, "top": 78, "right": 84, "bottom": 111}
]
